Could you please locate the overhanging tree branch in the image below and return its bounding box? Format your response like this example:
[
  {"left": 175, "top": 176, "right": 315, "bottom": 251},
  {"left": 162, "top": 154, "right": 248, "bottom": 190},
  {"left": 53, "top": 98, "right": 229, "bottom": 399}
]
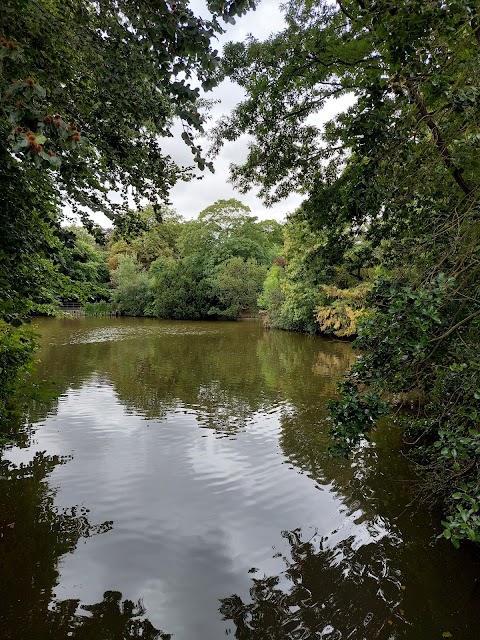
[{"left": 406, "top": 81, "right": 474, "bottom": 197}]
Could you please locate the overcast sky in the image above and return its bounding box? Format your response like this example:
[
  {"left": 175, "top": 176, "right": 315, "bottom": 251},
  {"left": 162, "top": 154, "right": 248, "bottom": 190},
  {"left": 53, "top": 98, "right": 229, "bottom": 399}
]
[
  {"left": 162, "top": 0, "right": 303, "bottom": 223},
  {"left": 89, "top": 1, "right": 349, "bottom": 227}
]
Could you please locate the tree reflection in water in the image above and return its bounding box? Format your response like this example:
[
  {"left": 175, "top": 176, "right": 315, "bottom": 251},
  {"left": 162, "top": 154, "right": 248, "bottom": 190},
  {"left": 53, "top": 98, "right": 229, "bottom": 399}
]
[
  {"left": 0, "top": 451, "right": 167, "bottom": 640},
  {"left": 220, "top": 528, "right": 408, "bottom": 640},
  {"left": 49, "top": 591, "right": 170, "bottom": 640}
]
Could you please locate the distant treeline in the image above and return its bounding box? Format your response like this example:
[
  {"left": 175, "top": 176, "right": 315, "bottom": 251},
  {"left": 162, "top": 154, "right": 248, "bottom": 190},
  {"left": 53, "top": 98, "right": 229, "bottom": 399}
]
[{"left": 66, "top": 198, "right": 373, "bottom": 337}]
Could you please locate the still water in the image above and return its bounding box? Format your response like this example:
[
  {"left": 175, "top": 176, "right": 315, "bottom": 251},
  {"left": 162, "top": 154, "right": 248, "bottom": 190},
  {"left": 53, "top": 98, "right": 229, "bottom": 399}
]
[{"left": 1, "top": 317, "right": 479, "bottom": 639}]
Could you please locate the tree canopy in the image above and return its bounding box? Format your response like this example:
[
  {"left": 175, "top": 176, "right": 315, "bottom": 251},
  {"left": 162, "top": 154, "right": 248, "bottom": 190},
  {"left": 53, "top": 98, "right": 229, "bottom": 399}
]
[
  {"left": 1, "top": 0, "right": 257, "bottom": 220},
  {"left": 105, "top": 199, "right": 281, "bottom": 320}
]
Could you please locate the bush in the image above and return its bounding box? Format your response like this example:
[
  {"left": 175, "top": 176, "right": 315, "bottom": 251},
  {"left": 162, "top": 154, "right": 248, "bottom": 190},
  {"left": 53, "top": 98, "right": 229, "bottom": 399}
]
[
  {"left": 151, "top": 255, "right": 213, "bottom": 320},
  {"left": 329, "top": 275, "right": 480, "bottom": 546},
  {"left": 315, "top": 282, "right": 372, "bottom": 337},
  {"left": 209, "top": 257, "right": 267, "bottom": 319}
]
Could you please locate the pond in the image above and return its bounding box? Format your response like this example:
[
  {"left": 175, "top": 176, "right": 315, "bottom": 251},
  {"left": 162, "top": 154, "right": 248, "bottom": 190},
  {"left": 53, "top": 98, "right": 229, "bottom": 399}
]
[{"left": 1, "top": 317, "right": 479, "bottom": 639}]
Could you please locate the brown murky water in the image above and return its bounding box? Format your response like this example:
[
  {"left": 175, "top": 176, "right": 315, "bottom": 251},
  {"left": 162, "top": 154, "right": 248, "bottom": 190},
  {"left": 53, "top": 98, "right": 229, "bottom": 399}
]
[{"left": 0, "top": 317, "right": 479, "bottom": 639}]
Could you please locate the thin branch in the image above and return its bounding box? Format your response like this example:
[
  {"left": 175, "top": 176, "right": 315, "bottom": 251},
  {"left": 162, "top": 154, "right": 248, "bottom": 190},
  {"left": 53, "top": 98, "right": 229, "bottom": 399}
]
[
  {"left": 429, "top": 309, "right": 480, "bottom": 344},
  {"left": 308, "top": 53, "right": 382, "bottom": 69},
  {"left": 406, "top": 81, "right": 474, "bottom": 197},
  {"left": 337, "top": 1, "right": 354, "bottom": 21},
  {"left": 471, "top": 16, "right": 480, "bottom": 48}
]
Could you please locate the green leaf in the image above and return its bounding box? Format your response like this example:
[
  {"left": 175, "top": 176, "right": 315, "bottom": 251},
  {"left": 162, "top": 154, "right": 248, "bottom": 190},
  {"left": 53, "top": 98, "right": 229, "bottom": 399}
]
[{"left": 33, "top": 83, "right": 46, "bottom": 98}]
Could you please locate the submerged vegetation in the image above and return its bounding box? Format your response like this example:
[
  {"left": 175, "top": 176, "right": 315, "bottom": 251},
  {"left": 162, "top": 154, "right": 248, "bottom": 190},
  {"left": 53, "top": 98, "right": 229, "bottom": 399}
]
[{"left": 1, "top": 0, "right": 479, "bottom": 547}]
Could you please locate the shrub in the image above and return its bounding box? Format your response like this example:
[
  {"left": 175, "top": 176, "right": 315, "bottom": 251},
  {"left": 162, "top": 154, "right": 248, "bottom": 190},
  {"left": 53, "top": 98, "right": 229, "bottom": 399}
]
[{"left": 315, "top": 282, "right": 372, "bottom": 337}]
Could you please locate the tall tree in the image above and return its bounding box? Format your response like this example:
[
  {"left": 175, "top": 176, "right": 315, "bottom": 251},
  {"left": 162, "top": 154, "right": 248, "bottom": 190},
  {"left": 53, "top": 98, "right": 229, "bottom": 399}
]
[{"left": 150, "top": 199, "right": 281, "bottom": 320}]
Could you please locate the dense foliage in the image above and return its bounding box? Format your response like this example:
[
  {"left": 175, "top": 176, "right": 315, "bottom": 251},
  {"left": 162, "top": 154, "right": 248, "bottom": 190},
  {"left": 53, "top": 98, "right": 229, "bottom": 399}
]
[
  {"left": 0, "top": 321, "right": 37, "bottom": 423},
  {"left": 1, "top": 0, "right": 258, "bottom": 218},
  {"left": 215, "top": 0, "right": 480, "bottom": 544},
  {"left": 108, "top": 200, "right": 280, "bottom": 320},
  {"left": 259, "top": 211, "right": 373, "bottom": 335}
]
